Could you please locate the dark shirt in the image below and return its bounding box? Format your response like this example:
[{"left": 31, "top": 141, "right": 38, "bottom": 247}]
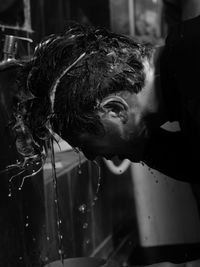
[
  {"left": 144, "top": 16, "right": 200, "bottom": 183},
  {"left": 161, "top": 15, "right": 200, "bottom": 139}
]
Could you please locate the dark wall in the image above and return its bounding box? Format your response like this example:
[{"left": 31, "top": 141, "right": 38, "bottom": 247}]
[{"left": 30, "top": 0, "right": 110, "bottom": 44}]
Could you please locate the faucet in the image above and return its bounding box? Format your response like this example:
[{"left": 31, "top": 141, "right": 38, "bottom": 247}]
[{"left": 0, "top": 35, "right": 33, "bottom": 69}]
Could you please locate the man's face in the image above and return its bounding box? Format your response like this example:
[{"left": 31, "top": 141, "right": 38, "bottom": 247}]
[
  {"left": 68, "top": 58, "right": 159, "bottom": 161},
  {"left": 75, "top": 119, "right": 128, "bottom": 161},
  {"left": 70, "top": 92, "right": 150, "bottom": 162}
]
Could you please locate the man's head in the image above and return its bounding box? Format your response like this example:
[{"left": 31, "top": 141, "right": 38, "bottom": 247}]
[{"left": 19, "top": 24, "right": 159, "bottom": 161}]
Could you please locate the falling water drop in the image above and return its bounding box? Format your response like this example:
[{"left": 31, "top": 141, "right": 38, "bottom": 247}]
[
  {"left": 83, "top": 222, "right": 88, "bottom": 229},
  {"left": 77, "top": 160, "right": 102, "bottom": 236},
  {"left": 50, "top": 139, "right": 64, "bottom": 265},
  {"left": 85, "top": 239, "right": 90, "bottom": 245},
  {"left": 93, "top": 196, "right": 98, "bottom": 201},
  {"left": 78, "top": 150, "right": 82, "bottom": 174},
  {"left": 58, "top": 249, "right": 63, "bottom": 256},
  {"left": 8, "top": 182, "right": 12, "bottom": 198},
  {"left": 85, "top": 160, "right": 102, "bottom": 212},
  {"left": 78, "top": 204, "right": 87, "bottom": 213}
]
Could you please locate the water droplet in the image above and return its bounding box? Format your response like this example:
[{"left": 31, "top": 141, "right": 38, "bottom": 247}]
[
  {"left": 58, "top": 249, "right": 62, "bottom": 255},
  {"left": 8, "top": 193, "right": 12, "bottom": 198},
  {"left": 85, "top": 239, "right": 90, "bottom": 245},
  {"left": 46, "top": 236, "right": 50, "bottom": 241},
  {"left": 26, "top": 215, "right": 29, "bottom": 219},
  {"left": 18, "top": 187, "right": 22, "bottom": 191},
  {"left": 78, "top": 204, "right": 87, "bottom": 213},
  {"left": 94, "top": 196, "right": 98, "bottom": 201},
  {"left": 44, "top": 256, "right": 49, "bottom": 262},
  {"left": 19, "top": 256, "right": 23, "bottom": 260},
  {"left": 83, "top": 222, "right": 88, "bottom": 229},
  {"left": 25, "top": 223, "right": 29, "bottom": 227},
  {"left": 78, "top": 169, "right": 82, "bottom": 175}
]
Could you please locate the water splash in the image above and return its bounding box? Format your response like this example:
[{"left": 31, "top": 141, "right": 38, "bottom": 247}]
[{"left": 7, "top": 156, "right": 44, "bottom": 197}]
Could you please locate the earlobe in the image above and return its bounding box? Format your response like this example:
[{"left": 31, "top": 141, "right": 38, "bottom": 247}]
[{"left": 99, "top": 96, "right": 129, "bottom": 124}]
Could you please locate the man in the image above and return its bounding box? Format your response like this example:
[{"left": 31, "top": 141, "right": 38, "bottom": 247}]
[{"left": 15, "top": 12, "right": 200, "bottom": 183}]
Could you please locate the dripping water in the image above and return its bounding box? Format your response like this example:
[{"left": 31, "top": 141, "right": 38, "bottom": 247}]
[
  {"left": 50, "top": 138, "right": 64, "bottom": 265},
  {"left": 88, "top": 160, "right": 101, "bottom": 211},
  {"left": 78, "top": 151, "right": 82, "bottom": 175},
  {"left": 78, "top": 159, "right": 102, "bottom": 245},
  {"left": 78, "top": 159, "right": 102, "bottom": 213},
  {"left": 7, "top": 158, "right": 43, "bottom": 197}
]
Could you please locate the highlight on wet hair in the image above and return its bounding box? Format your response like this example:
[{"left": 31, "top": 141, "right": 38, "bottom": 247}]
[{"left": 12, "top": 22, "right": 153, "bottom": 166}]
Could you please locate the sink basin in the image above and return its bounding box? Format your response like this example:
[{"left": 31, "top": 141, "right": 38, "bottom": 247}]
[{"left": 45, "top": 257, "right": 106, "bottom": 267}]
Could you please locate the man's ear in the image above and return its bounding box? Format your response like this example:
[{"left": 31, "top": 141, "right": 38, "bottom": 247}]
[{"left": 98, "top": 96, "right": 129, "bottom": 124}]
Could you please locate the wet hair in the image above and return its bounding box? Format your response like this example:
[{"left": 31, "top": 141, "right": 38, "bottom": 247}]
[{"left": 13, "top": 23, "right": 153, "bottom": 164}]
